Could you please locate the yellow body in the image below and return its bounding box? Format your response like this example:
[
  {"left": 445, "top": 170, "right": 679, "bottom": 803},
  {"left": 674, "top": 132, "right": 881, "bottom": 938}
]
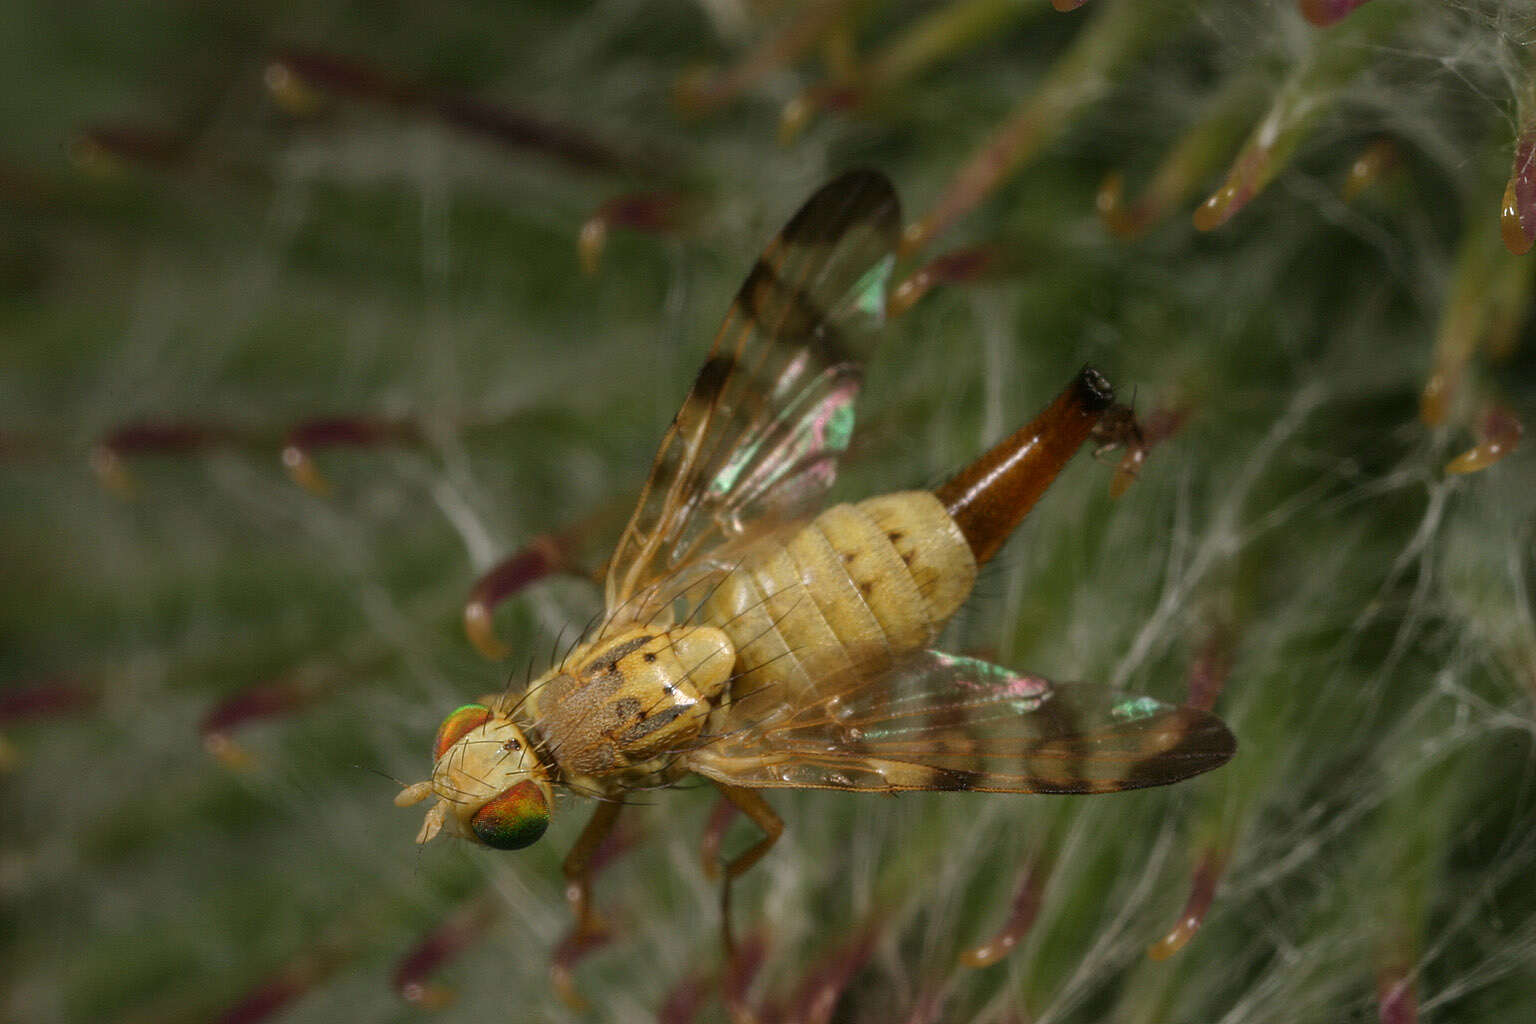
[
  {"left": 406, "top": 491, "right": 978, "bottom": 832},
  {"left": 534, "top": 491, "right": 977, "bottom": 788}
]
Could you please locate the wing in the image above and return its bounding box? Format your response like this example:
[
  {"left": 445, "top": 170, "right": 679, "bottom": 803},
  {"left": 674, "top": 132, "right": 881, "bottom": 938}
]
[
  {"left": 603, "top": 170, "right": 901, "bottom": 622},
  {"left": 687, "top": 650, "right": 1236, "bottom": 794}
]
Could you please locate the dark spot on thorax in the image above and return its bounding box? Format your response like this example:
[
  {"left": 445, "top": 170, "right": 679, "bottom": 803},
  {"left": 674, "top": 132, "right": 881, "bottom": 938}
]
[{"left": 580, "top": 635, "right": 655, "bottom": 677}]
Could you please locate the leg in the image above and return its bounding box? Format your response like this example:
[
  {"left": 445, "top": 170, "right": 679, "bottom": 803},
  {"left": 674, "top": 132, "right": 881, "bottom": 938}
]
[
  {"left": 550, "top": 801, "right": 624, "bottom": 1010},
  {"left": 699, "top": 793, "right": 740, "bottom": 881},
  {"left": 713, "top": 784, "right": 784, "bottom": 958},
  {"left": 561, "top": 800, "right": 622, "bottom": 935},
  {"left": 934, "top": 367, "right": 1116, "bottom": 566}
]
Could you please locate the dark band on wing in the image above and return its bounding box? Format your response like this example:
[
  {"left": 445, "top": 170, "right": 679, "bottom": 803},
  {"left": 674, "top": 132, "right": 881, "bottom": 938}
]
[
  {"left": 691, "top": 355, "right": 736, "bottom": 403},
  {"left": 932, "top": 767, "right": 984, "bottom": 791},
  {"left": 736, "top": 259, "right": 851, "bottom": 367},
  {"left": 780, "top": 169, "right": 902, "bottom": 246},
  {"left": 1027, "top": 690, "right": 1087, "bottom": 789},
  {"left": 1122, "top": 709, "right": 1237, "bottom": 789}
]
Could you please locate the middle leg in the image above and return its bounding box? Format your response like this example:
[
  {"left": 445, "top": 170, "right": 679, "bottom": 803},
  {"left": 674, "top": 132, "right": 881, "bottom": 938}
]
[{"left": 712, "top": 783, "right": 785, "bottom": 958}]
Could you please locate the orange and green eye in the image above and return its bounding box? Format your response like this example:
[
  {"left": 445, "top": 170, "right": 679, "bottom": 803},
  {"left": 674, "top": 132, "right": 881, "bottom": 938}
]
[
  {"left": 470, "top": 781, "right": 549, "bottom": 850},
  {"left": 433, "top": 703, "right": 492, "bottom": 762}
]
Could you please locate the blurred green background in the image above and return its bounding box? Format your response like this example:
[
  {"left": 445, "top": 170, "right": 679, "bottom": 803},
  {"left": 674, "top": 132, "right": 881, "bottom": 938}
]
[{"left": 3, "top": 2, "right": 1534, "bottom": 1021}]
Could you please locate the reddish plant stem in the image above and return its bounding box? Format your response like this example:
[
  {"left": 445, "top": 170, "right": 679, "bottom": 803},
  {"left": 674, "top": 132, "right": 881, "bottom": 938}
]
[
  {"left": 267, "top": 49, "right": 653, "bottom": 176},
  {"left": 1147, "top": 847, "right": 1227, "bottom": 960},
  {"left": 69, "top": 124, "right": 189, "bottom": 174},
  {"left": 1186, "top": 625, "right": 1234, "bottom": 713},
  {"left": 1508, "top": 119, "right": 1536, "bottom": 251},
  {"left": 391, "top": 894, "right": 500, "bottom": 1008},
  {"left": 658, "top": 966, "right": 716, "bottom": 1024},
  {"left": 1377, "top": 963, "right": 1418, "bottom": 1024},
  {"left": 1342, "top": 138, "right": 1400, "bottom": 201},
  {"left": 578, "top": 191, "right": 694, "bottom": 275},
  {"left": 674, "top": 2, "right": 856, "bottom": 117},
  {"left": 959, "top": 857, "right": 1051, "bottom": 968},
  {"left": 280, "top": 417, "right": 419, "bottom": 495},
  {"left": 886, "top": 243, "right": 1011, "bottom": 318},
  {"left": 213, "top": 949, "right": 346, "bottom": 1024},
  {"left": 0, "top": 677, "right": 98, "bottom": 723},
  {"left": 1298, "top": 0, "right": 1375, "bottom": 28},
  {"left": 1445, "top": 404, "right": 1523, "bottom": 476},
  {"left": 91, "top": 415, "right": 422, "bottom": 497},
  {"left": 770, "top": 918, "right": 883, "bottom": 1024},
  {"left": 464, "top": 534, "right": 576, "bottom": 660}
]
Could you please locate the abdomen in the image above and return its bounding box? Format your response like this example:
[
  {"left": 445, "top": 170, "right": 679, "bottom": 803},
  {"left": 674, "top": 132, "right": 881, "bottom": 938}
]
[{"left": 701, "top": 491, "right": 978, "bottom": 711}]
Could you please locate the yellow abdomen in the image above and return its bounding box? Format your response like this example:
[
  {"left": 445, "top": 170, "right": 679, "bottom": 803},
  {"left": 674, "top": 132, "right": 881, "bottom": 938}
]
[{"left": 702, "top": 491, "right": 977, "bottom": 711}]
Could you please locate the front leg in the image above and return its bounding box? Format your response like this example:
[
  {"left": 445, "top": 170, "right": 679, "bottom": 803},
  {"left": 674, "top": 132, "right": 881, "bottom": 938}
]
[
  {"left": 561, "top": 800, "right": 623, "bottom": 936},
  {"left": 550, "top": 801, "right": 623, "bottom": 1009},
  {"left": 713, "top": 783, "right": 784, "bottom": 958}
]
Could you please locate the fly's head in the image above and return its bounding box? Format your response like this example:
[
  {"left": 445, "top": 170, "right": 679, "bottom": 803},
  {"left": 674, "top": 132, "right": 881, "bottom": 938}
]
[{"left": 394, "top": 700, "right": 554, "bottom": 850}]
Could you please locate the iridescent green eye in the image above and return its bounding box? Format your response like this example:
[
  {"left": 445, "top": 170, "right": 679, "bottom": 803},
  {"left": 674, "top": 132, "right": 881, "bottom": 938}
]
[
  {"left": 433, "top": 703, "right": 492, "bottom": 762},
  {"left": 470, "top": 780, "right": 549, "bottom": 850}
]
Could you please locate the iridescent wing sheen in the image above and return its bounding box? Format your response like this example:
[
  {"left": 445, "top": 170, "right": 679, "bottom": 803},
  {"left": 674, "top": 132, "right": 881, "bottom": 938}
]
[
  {"left": 687, "top": 650, "right": 1236, "bottom": 794},
  {"left": 603, "top": 170, "right": 901, "bottom": 621}
]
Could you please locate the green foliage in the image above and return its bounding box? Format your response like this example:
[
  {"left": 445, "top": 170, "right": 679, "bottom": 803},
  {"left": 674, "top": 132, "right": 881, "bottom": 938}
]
[{"left": 3, "top": 2, "right": 1533, "bottom": 1021}]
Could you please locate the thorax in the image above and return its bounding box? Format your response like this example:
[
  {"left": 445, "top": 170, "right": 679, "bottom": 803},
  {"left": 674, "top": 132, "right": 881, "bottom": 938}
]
[{"left": 525, "top": 625, "right": 734, "bottom": 788}]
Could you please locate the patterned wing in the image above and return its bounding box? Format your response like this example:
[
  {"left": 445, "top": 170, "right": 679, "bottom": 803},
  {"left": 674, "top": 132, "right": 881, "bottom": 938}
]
[
  {"left": 688, "top": 650, "right": 1236, "bottom": 794},
  {"left": 604, "top": 170, "right": 901, "bottom": 620}
]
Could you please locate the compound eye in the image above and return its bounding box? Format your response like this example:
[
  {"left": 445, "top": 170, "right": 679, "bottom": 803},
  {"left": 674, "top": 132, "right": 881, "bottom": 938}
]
[
  {"left": 432, "top": 703, "right": 493, "bottom": 762},
  {"left": 470, "top": 780, "right": 550, "bottom": 850}
]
